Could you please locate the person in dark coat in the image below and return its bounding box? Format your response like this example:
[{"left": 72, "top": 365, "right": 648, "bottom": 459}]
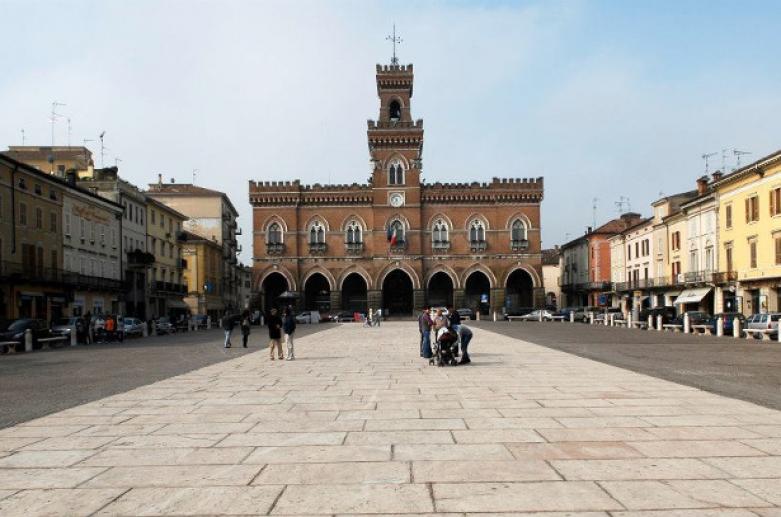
[
  {"left": 282, "top": 307, "right": 297, "bottom": 360},
  {"left": 418, "top": 307, "right": 433, "bottom": 359},
  {"left": 459, "top": 325, "right": 473, "bottom": 364},
  {"left": 266, "top": 308, "right": 283, "bottom": 360},
  {"left": 222, "top": 310, "right": 236, "bottom": 348},
  {"left": 240, "top": 310, "right": 251, "bottom": 348}
]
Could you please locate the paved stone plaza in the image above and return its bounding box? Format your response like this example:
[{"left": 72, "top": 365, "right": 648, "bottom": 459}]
[{"left": 1, "top": 322, "right": 781, "bottom": 516}]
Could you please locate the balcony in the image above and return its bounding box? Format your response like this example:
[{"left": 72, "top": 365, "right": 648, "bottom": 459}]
[
  {"left": 151, "top": 281, "right": 187, "bottom": 295},
  {"left": 469, "top": 240, "right": 487, "bottom": 253},
  {"left": 266, "top": 242, "right": 285, "bottom": 255},
  {"left": 308, "top": 242, "right": 328, "bottom": 255},
  {"left": 713, "top": 271, "right": 738, "bottom": 284},
  {"left": 68, "top": 273, "right": 124, "bottom": 292},
  {"left": 511, "top": 239, "right": 530, "bottom": 252},
  {"left": 345, "top": 242, "right": 364, "bottom": 255},
  {"left": 587, "top": 281, "right": 613, "bottom": 291},
  {"left": 432, "top": 240, "right": 450, "bottom": 252},
  {"left": 367, "top": 119, "right": 423, "bottom": 129},
  {"left": 389, "top": 240, "right": 407, "bottom": 254}
]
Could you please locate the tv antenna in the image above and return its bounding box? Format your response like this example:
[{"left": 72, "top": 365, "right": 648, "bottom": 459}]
[
  {"left": 192, "top": 168, "right": 199, "bottom": 184},
  {"left": 615, "top": 196, "right": 631, "bottom": 214},
  {"left": 114, "top": 157, "right": 122, "bottom": 167},
  {"left": 99, "top": 131, "right": 107, "bottom": 168},
  {"left": 49, "top": 101, "right": 66, "bottom": 173},
  {"left": 733, "top": 149, "right": 751, "bottom": 169},
  {"left": 701, "top": 152, "right": 717, "bottom": 174},
  {"left": 82, "top": 138, "right": 94, "bottom": 165},
  {"left": 721, "top": 148, "right": 729, "bottom": 173},
  {"left": 592, "top": 197, "right": 599, "bottom": 229},
  {"left": 67, "top": 118, "right": 72, "bottom": 146},
  {"left": 385, "top": 23, "right": 403, "bottom": 65},
  {"left": 21, "top": 129, "right": 25, "bottom": 146}
]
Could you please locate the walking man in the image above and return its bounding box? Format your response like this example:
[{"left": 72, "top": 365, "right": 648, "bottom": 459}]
[
  {"left": 267, "top": 308, "right": 283, "bottom": 360},
  {"left": 418, "top": 307, "right": 433, "bottom": 359},
  {"left": 283, "top": 307, "right": 296, "bottom": 360},
  {"left": 240, "top": 310, "right": 251, "bottom": 348},
  {"left": 222, "top": 310, "right": 236, "bottom": 348}
]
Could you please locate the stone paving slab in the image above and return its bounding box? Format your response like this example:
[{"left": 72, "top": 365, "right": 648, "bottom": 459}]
[{"left": 0, "top": 322, "right": 780, "bottom": 515}]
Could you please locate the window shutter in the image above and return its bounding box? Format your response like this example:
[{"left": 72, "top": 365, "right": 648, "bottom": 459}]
[
  {"left": 771, "top": 190, "right": 777, "bottom": 217},
  {"left": 745, "top": 198, "right": 750, "bottom": 223}
]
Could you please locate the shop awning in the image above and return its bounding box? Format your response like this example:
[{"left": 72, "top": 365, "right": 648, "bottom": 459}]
[
  {"left": 665, "top": 290, "right": 682, "bottom": 298},
  {"left": 674, "top": 287, "right": 712, "bottom": 305}
]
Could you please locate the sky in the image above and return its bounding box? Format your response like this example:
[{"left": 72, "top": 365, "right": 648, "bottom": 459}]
[{"left": 2, "top": 0, "right": 780, "bottom": 262}]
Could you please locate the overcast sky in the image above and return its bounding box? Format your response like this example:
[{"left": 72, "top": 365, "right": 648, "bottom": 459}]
[{"left": 2, "top": 0, "right": 780, "bottom": 262}]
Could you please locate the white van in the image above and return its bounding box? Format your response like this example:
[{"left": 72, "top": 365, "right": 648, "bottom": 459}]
[{"left": 295, "top": 311, "right": 321, "bottom": 324}]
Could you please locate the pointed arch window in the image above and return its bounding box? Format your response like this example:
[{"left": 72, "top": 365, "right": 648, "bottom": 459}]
[
  {"left": 389, "top": 100, "right": 401, "bottom": 122},
  {"left": 388, "top": 219, "right": 406, "bottom": 248},
  {"left": 309, "top": 221, "right": 325, "bottom": 244},
  {"left": 469, "top": 219, "right": 487, "bottom": 252},
  {"left": 388, "top": 161, "right": 404, "bottom": 185},
  {"left": 432, "top": 218, "right": 449, "bottom": 249},
  {"left": 511, "top": 219, "right": 529, "bottom": 251},
  {"left": 267, "top": 223, "right": 282, "bottom": 244}
]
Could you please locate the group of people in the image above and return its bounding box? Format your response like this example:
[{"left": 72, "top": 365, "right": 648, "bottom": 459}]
[
  {"left": 222, "top": 307, "right": 297, "bottom": 361},
  {"left": 364, "top": 308, "right": 382, "bottom": 327},
  {"left": 74, "top": 313, "right": 123, "bottom": 344},
  {"left": 418, "top": 305, "right": 473, "bottom": 364}
]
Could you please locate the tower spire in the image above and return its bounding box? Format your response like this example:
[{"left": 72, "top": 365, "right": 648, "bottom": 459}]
[{"left": 385, "top": 23, "right": 402, "bottom": 65}]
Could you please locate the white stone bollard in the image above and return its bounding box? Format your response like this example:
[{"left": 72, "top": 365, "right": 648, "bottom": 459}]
[
  {"left": 733, "top": 317, "right": 740, "bottom": 338},
  {"left": 207, "top": 316, "right": 212, "bottom": 329},
  {"left": 24, "top": 329, "right": 33, "bottom": 352},
  {"left": 569, "top": 311, "right": 574, "bottom": 323},
  {"left": 589, "top": 313, "right": 594, "bottom": 325},
  {"left": 603, "top": 313, "right": 609, "bottom": 326},
  {"left": 609, "top": 314, "right": 615, "bottom": 327},
  {"left": 476, "top": 311, "right": 480, "bottom": 321},
  {"left": 493, "top": 311, "right": 497, "bottom": 322},
  {"left": 627, "top": 313, "right": 632, "bottom": 328},
  {"left": 716, "top": 317, "right": 724, "bottom": 337},
  {"left": 70, "top": 329, "right": 77, "bottom": 346},
  {"left": 538, "top": 310, "right": 543, "bottom": 322},
  {"left": 650, "top": 315, "right": 656, "bottom": 330},
  {"left": 655, "top": 314, "right": 662, "bottom": 331},
  {"left": 683, "top": 313, "right": 690, "bottom": 334},
  {"left": 151, "top": 321, "right": 157, "bottom": 336}
]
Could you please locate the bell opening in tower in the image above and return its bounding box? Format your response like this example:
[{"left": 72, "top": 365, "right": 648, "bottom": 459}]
[{"left": 389, "top": 100, "right": 401, "bottom": 122}]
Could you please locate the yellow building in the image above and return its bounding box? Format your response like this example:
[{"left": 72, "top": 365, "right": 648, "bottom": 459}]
[
  {"left": 181, "top": 231, "right": 224, "bottom": 319},
  {"left": 714, "top": 149, "right": 781, "bottom": 314},
  {"left": 145, "top": 198, "right": 188, "bottom": 319},
  {"left": 4, "top": 146, "right": 94, "bottom": 179}
]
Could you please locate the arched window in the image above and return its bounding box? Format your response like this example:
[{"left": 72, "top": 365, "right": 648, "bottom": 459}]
[
  {"left": 511, "top": 219, "right": 527, "bottom": 242},
  {"left": 388, "top": 160, "right": 404, "bottom": 185},
  {"left": 267, "top": 223, "right": 282, "bottom": 244},
  {"left": 432, "top": 219, "right": 449, "bottom": 246},
  {"left": 389, "top": 100, "right": 401, "bottom": 121},
  {"left": 469, "top": 219, "right": 486, "bottom": 242},
  {"left": 388, "top": 219, "right": 405, "bottom": 245},
  {"left": 345, "top": 220, "right": 362, "bottom": 244},
  {"left": 309, "top": 221, "right": 325, "bottom": 244}
]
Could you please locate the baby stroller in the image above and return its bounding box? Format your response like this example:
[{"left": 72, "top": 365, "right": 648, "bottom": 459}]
[{"left": 430, "top": 327, "right": 459, "bottom": 366}]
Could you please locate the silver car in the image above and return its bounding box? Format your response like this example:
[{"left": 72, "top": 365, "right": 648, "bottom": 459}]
[
  {"left": 123, "top": 317, "right": 146, "bottom": 337},
  {"left": 746, "top": 313, "right": 780, "bottom": 338},
  {"left": 51, "top": 317, "right": 78, "bottom": 338}
]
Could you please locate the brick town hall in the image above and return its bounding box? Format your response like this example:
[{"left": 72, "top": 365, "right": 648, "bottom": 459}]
[{"left": 250, "top": 58, "right": 544, "bottom": 317}]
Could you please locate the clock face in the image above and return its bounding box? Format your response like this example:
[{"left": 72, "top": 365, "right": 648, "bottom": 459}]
[{"left": 389, "top": 193, "right": 404, "bottom": 207}]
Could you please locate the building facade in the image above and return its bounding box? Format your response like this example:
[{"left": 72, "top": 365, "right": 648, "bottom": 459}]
[
  {"left": 182, "top": 231, "right": 225, "bottom": 319},
  {"left": 145, "top": 198, "right": 188, "bottom": 320},
  {"left": 250, "top": 62, "right": 544, "bottom": 317}
]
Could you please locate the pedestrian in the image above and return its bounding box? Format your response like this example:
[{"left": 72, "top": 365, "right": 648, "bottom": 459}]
[
  {"left": 374, "top": 308, "right": 382, "bottom": 327},
  {"left": 448, "top": 305, "right": 461, "bottom": 352},
  {"left": 240, "top": 310, "right": 251, "bottom": 348},
  {"left": 283, "top": 306, "right": 297, "bottom": 360},
  {"left": 459, "top": 324, "right": 473, "bottom": 364},
  {"left": 418, "top": 307, "right": 433, "bottom": 359},
  {"left": 222, "top": 309, "right": 236, "bottom": 348},
  {"left": 267, "top": 308, "right": 283, "bottom": 360}
]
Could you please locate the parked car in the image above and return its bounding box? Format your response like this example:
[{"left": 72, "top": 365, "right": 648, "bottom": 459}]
[
  {"left": 123, "top": 317, "right": 146, "bottom": 337},
  {"left": 456, "top": 308, "right": 475, "bottom": 320},
  {"left": 155, "top": 316, "right": 176, "bottom": 334},
  {"left": 708, "top": 312, "right": 747, "bottom": 334},
  {"left": 638, "top": 306, "right": 677, "bottom": 325},
  {"left": 332, "top": 311, "right": 355, "bottom": 322},
  {"left": 572, "top": 306, "right": 599, "bottom": 322},
  {"left": 672, "top": 311, "right": 711, "bottom": 327},
  {"left": 0, "top": 318, "right": 52, "bottom": 351},
  {"left": 51, "top": 317, "right": 79, "bottom": 338},
  {"left": 503, "top": 307, "right": 534, "bottom": 320},
  {"left": 595, "top": 308, "right": 625, "bottom": 323},
  {"left": 746, "top": 313, "right": 780, "bottom": 338},
  {"left": 295, "top": 311, "right": 321, "bottom": 324},
  {"left": 517, "top": 309, "right": 554, "bottom": 321}
]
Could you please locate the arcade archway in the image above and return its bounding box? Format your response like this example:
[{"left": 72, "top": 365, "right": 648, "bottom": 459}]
[
  {"left": 304, "top": 272, "right": 331, "bottom": 312},
  {"left": 506, "top": 268, "right": 534, "bottom": 310},
  {"left": 382, "top": 269, "right": 414, "bottom": 316},
  {"left": 427, "top": 271, "right": 453, "bottom": 308},
  {"left": 262, "top": 272, "right": 289, "bottom": 313},
  {"left": 465, "top": 271, "right": 491, "bottom": 315},
  {"left": 341, "top": 273, "right": 368, "bottom": 313}
]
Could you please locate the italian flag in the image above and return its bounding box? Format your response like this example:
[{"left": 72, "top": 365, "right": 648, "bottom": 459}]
[{"left": 387, "top": 226, "right": 398, "bottom": 246}]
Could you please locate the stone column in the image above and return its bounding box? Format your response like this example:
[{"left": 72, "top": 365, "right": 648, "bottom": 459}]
[
  {"left": 490, "top": 288, "right": 505, "bottom": 315},
  {"left": 534, "top": 287, "right": 546, "bottom": 308},
  {"left": 713, "top": 286, "right": 724, "bottom": 314},
  {"left": 329, "top": 291, "right": 342, "bottom": 312},
  {"left": 453, "top": 289, "right": 466, "bottom": 310},
  {"left": 413, "top": 289, "right": 426, "bottom": 312},
  {"left": 367, "top": 290, "right": 382, "bottom": 314}
]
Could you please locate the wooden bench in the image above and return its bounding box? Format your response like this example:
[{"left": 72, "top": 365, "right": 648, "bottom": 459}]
[
  {"left": 742, "top": 328, "right": 775, "bottom": 341},
  {"left": 506, "top": 316, "right": 526, "bottom": 322},
  {"left": 662, "top": 324, "right": 683, "bottom": 333},
  {"left": 690, "top": 324, "right": 713, "bottom": 336}
]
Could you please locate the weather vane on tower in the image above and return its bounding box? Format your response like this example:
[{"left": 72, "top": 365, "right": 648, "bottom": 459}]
[{"left": 386, "top": 23, "right": 402, "bottom": 65}]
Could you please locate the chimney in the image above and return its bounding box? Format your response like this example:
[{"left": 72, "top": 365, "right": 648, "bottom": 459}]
[
  {"left": 586, "top": 226, "right": 592, "bottom": 234},
  {"left": 696, "top": 175, "right": 709, "bottom": 195},
  {"left": 712, "top": 170, "right": 723, "bottom": 182}
]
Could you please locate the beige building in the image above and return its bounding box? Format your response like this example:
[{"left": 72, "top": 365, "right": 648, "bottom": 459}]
[
  {"left": 146, "top": 179, "right": 242, "bottom": 312},
  {"left": 541, "top": 248, "right": 561, "bottom": 309},
  {"left": 181, "top": 231, "right": 224, "bottom": 319},
  {"left": 4, "top": 146, "right": 94, "bottom": 179},
  {"left": 146, "top": 197, "right": 188, "bottom": 319}
]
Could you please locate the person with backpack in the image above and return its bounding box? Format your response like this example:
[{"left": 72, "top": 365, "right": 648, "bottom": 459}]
[
  {"left": 266, "top": 308, "right": 283, "bottom": 360},
  {"left": 240, "top": 310, "right": 251, "bottom": 348},
  {"left": 282, "top": 307, "right": 297, "bottom": 360}
]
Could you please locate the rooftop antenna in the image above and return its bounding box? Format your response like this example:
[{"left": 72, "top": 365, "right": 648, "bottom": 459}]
[
  {"left": 192, "top": 168, "right": 199, "bottom": 185},
  {"left": 82, "top": 138, "right": 94, "bottom": 166},
  {"left": 385, "top": 23, "right": 402, "bottom": 65},
  {"left": 99, "top": 131, "right": 106, "bottom": 168},
  {"left": 67, "top": 118, "right": 72, "bottom": 146},
  {"left": 701, "top": 152, "right": 717, "bottom": 174},
  {"left": 49, "top": 100, "right": 66, "bottom": 173},
  {"left": 114, "top": 157, "right": 122, "bottom": 167},
  {"left": 733, "top": 149, "right": 751, "bottom": 169},
  {"left": 21, "top": 129, "right": 25, "bottom": 146},
  {"left": 615, "top": 195, "right": 631, "bottom": 214},
  {"left": 592, "top": 197, "right": 599, "bottom": 229},
  {"left": 721, "top": 148, "right": 729, "bottom": 173}
]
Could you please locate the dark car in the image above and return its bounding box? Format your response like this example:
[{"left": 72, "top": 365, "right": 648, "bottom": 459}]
[
  {"left": 503, "top": 307, "right": 534, "bottom": 320},
  {"left": 709, "top": 312, "right": 747, "bottom": 334},
  {"left": 638, "top": 306, "right": 677, "bottom": 325},
  {"left": 456, "top": 308, "right": 475, "bottom": 320},
  {"left": 672, "top": 311, "right": 711, "bottom": 326},
  {"left": 0, "top": 318, "right": 52, "bottom": 352}
]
